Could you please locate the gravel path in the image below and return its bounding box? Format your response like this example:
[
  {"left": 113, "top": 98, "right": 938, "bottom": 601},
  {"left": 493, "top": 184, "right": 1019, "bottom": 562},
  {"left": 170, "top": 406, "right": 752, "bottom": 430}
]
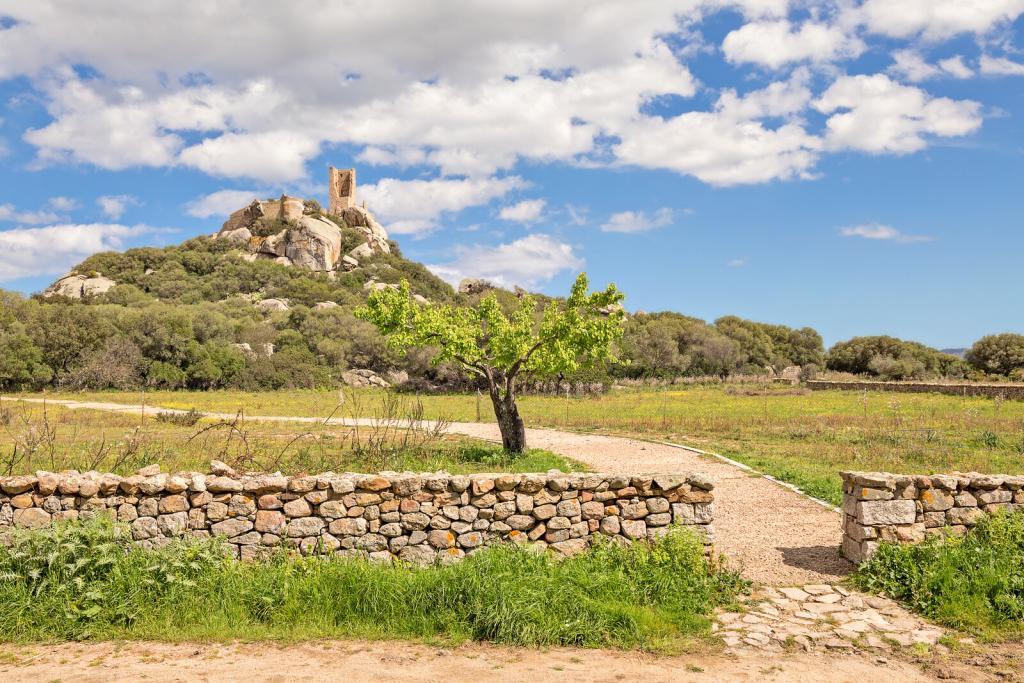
[{"left": 7, "top": 397, "right": 853, "bottom": 585}]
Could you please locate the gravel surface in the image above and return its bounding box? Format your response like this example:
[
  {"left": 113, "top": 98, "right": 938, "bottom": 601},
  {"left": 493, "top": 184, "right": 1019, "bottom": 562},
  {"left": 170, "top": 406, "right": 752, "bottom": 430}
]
[{"left": 10, "top": 398, "right": 853, "bottom": 585}]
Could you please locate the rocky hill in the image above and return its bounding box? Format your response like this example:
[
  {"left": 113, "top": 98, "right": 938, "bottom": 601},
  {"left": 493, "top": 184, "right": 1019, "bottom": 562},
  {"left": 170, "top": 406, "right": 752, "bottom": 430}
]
[{"left": 44, "top": 167, "right": 451, "bottom": 309}]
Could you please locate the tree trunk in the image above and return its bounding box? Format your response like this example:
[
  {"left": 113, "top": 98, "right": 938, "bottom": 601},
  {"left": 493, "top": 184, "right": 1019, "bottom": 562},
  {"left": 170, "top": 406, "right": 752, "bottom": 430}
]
[{"left": 491, "top": 392, "right": 527, "bottom": 453}]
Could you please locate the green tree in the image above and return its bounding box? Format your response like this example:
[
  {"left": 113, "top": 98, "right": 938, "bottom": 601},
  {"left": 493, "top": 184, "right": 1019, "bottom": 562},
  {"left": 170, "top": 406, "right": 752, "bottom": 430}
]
[
  {"left": 357, "top": 273, "right": 625, "bottom": 452},
  {"left": 966, "top": 333, "right": 1024, "bottom": 378}
]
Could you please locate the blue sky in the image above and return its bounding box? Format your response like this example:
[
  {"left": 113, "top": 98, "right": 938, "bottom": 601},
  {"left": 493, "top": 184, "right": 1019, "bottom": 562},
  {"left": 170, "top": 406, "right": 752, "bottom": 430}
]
[{"left": 0, "top": 1, "right": 1022, "bottom": 348}]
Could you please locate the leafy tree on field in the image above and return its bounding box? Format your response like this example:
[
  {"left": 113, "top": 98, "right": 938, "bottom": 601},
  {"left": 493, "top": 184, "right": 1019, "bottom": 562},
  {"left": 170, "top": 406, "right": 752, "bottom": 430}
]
[
  {"left": 357, "top": 273, "right": 625, "bottom": 452},
  {"left": 966, "top": 333, "right": 1024, "bottom": 378}
]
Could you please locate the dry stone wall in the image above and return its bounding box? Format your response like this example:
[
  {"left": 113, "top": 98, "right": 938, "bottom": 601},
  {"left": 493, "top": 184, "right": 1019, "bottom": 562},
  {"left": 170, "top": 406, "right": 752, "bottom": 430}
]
[
  {"left": 808, "top": 380, "right": 1024, "bottom": 400},
  {"left": 0, "top": 465, "right": 714, "bottom": 564},
  {"left": 841, "top": 470, "right": 1024, "bottom": 563}
]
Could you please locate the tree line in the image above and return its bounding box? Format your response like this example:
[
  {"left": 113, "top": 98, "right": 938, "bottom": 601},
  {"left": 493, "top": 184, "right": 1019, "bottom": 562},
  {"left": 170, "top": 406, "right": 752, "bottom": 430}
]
[{"left": 0, "top": 236, "right": 1021, "bottom": 391}]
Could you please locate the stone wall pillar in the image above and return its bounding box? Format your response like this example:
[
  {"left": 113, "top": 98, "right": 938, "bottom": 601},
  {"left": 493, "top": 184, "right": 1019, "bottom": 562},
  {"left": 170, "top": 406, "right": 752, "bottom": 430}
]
[{"left": 840, "top": 470, "right": 1023, "bottom": 563}]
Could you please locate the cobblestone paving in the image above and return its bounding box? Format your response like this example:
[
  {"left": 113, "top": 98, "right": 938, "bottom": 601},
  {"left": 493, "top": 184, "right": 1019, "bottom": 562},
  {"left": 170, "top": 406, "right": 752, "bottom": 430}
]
[{"left": 715, "top": 584, "right": 944, "bottom": 654}]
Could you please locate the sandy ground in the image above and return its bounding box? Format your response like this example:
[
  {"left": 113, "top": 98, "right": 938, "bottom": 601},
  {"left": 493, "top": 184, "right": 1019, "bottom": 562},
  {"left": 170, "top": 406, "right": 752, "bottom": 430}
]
[{"left": 0, "top": 639, "right": 937, "bottom": 682}]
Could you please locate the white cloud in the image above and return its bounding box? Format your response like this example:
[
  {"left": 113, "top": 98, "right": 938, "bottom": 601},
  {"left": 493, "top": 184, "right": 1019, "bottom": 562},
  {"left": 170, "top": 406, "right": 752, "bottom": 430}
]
[
  {"left": 601, "top": 208, "right": 674, "bottom": 233},
  {"left": 980, "top": 55, "right": 1024, "bottom": 76},
  {"left": 0, "top": 204, "right": 61, "bottom": 225},
  {"left": 855, "top": 0, "right": 1024, "bottom": 40},
  {"left": 185, "top": 189, "right": 263, "bottom": 219},
  {"left": 47, "top": 196, "right": 79, "bottom": 212},
  {"left": 839, "top": 223, "right": 932, "bottom": 243},
  {"left": 937, "top": 56, "right": 973, "bottom": 79},
  {"left": 728, "top": 258, "right": 747, "bottom": 267},
  {"left": 499, "top": 199, "right": 546, "bottom": 223},
  {"left": 0, "top": 2, "right": 1002, "bottom": 192},
  {"left": 890, "top": 51, "right": 975, "bottom": 81},
  {"left": 360, "top": 176, "right": 526, "bottom": 234},
  {"left": 814, "top": 74, "right": 982, "bottom": 154},
  {"left": 96, "top": 194, "right": 140, "bottom": 220},
  {"left": 722, "top": 20, "right": 864, "bottom": 68},
  {"left": 179, "top": 130, "right": 320, "bottom": 182},
  {"left": 0, "top": 223, "right": 155, "bottom": 281},
  {"left": 429, "top": 234, "right": 583, "bottom": 289}
]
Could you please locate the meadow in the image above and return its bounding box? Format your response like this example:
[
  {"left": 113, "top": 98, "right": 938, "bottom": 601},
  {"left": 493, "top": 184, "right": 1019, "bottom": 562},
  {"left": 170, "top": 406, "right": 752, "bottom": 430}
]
[
  {"left": 23, "top": 384, "right": 1024, "bottom": 506},
  {"left": 0, "top": 400, "right": 579, "bottom": 477}
]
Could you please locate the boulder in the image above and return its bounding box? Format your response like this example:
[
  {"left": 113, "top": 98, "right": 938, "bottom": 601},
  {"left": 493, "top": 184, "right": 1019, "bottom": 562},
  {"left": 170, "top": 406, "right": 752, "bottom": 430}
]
[
  {"left": 341, "top": 369, "right": 390, "bottom": 388},
  {"left": 285, "top": 216, "right": 343, "bottom": 271},
  {"left": 218, "top": 227, "right": 252, "bottom": 244},
  {"left": 255, "top": 298, "right": 290, "bottom": 313},
  {"left": 340, "top": 255, "right": 359, "bottom": 271},
  {"left": 313, "top": 301, "right": 340, "bottom": 310},
  {"left": 348, "top": 242, "right": 374, "bottom": 260},
  {"left": 258, "top": 231, "right": 288, "bottom": 257},
  {"left": 340, "top": 206, "right": 390, "bottom": 254},
  {"left": 458, "top": 278, "right": 492, "bottom": 295},
  {"left": 44, "top": 272, "right": 117, "bottom": 299}
]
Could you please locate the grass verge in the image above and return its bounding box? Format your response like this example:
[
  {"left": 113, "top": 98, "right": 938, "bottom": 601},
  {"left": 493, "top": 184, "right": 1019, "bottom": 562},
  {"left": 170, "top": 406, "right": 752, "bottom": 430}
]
[
  {"left": 0, "top": 518, "right": 746, "bottom": 650},
  {"left": 853, "top": 510, "right": 1024, "bottom": 641}
]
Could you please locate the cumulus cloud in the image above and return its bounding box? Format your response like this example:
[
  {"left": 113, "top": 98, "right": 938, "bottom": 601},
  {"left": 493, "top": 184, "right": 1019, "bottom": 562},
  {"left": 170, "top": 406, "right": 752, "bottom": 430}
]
[
  {"left": 185, "top": 189, "right": 263, "bottom": 218},
  {"left": 839, "top": 223, "right": 932, "bottom": 243},
  {"left": 96, "top": 194, "right": 140, "bottom": 219},
  {"left": 723, "top": 20, "right": 864, "bottom": 68},
  {"left": 889, "top": 51, "right": 975, "bottom": 81},
  {"left": 980, "top": 55, "right": 1024, "bottom": 76},
  {"left": 360, "top": 176, "right": 526, "bottom": 234},
  {"left": 0, "top": 2, "right": 1001, "bottom": 191},
  {"left": 0, "top": 223, "right": 155, "bottom": 281},
  {"left": 601, "top": 208, "right": 674, "bottom": 233},
  {"left": 814, "top": 75, "right": 982, "bottom": 154},
  {"left": 429, "top": 234, "right": 583, "bottom": 289},
  {"left": 499, "top": 199, "right": 546, "bottom": 223},
  {"left": 855, "top": 0, "right": 1024, "bottom": 40}
]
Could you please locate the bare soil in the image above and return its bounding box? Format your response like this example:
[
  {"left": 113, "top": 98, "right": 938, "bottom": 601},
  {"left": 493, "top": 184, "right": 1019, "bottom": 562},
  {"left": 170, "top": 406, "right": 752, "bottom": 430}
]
[{"left": 0, "top": 639, "right": 937, "bottom": 682}]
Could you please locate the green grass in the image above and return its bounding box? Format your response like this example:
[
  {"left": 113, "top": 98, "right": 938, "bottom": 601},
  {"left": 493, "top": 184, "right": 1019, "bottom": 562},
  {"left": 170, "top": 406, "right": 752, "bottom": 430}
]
[
  {"left": 854, "top": 510, "right": 1024, "bottom": 641},
  {"left": 25, "top": 385, "right": 1024, "bottom": 506},
  {"left": 0, "top": 518, "right": 746, "bottom": 649},
  {"left": 0, "top": 403, "right": 581, "bottom": 476}
]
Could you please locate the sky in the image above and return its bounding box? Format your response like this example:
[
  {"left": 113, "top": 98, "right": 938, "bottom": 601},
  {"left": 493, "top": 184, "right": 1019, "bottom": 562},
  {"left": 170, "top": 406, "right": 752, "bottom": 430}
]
[{"left": 0, "top": 1, "right": 1022, "bottom": 349}]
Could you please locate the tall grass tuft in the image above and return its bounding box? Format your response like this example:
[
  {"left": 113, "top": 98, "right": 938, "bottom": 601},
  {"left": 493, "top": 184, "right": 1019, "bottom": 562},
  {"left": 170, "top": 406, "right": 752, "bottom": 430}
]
[
  {"left": 854, "top": 510, "right": 1024, "bottom": 640},
  {"left": 0, "top": 518, "right": 746, "bottom": 649}
]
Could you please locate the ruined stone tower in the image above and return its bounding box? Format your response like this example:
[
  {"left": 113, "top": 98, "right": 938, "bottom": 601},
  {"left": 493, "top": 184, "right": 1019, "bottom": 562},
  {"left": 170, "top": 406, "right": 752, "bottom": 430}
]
[{"left": 328, "top": 166, "right": 356, "bottom": 215}]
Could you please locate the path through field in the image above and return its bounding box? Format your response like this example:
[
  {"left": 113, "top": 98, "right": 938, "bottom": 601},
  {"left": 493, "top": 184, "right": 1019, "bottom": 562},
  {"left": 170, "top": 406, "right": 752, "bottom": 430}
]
[
  {"left": 9, "top": 396, "right": 850, "bottom": 584},
  {"left": 6, "top": 397, "right": 1000, "bottom": 680}
]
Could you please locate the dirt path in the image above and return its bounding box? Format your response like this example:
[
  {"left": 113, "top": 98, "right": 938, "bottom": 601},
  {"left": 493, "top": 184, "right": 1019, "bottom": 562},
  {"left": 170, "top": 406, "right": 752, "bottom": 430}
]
[
  {"left": 6, "top": 396, "right": 851, "bottom": 585},
  {"left": 0, "top": 638, "right": 935, "bottom": 682}
]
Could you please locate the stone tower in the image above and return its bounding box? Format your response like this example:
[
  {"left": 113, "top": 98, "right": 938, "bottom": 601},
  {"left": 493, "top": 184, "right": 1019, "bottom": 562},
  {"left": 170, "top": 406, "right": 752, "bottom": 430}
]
[{"left": 328, "top": 166, "right": 356, "bottom": 215}]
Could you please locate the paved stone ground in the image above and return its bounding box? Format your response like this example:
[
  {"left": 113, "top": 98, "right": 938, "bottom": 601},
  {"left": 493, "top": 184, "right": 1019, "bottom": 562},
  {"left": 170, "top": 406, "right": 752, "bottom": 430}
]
[{"left": 715, "top": 584, "right": 943, "bottom": 654}]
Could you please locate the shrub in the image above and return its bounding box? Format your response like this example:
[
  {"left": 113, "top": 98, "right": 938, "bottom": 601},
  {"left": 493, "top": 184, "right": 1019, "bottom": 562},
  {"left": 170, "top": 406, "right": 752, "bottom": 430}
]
[
  {"left": 854, "top": 510, "right": 1024, "bottom": 638},
  {"left": 0, "top": 518, "right": 746, "bottom": 647},
  {"left": 966, "top": 333, "right": 1024, "bottom": 378},
  {"left": 155, "top": 408, "right": 203, "bottom": 427}
]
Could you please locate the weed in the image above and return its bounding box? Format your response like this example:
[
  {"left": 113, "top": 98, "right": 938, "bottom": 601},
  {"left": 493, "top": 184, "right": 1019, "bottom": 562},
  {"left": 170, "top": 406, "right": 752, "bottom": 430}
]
[
  {"left": 155, "top": 409, "right": 203, "bottom": 427},
  {"left": 854, "top": 510, "right": 1024, "bottom": 640},
  {"left": 0, "top": 518, "right": 745, "bottom": 649}
]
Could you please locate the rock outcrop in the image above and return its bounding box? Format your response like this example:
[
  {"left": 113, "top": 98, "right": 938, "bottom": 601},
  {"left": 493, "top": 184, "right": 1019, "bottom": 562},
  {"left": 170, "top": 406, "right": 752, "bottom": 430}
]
[
  {"left": 458, "top": 278, "right": 493, "bottom": 295},
  {"left": 43, "top": 272, "right": 117, "bottom": 299},
  {"left": 214, "top": 168, "right": 389, "bottom": 274},
  {"left": 341, "top": 368, "right": 390, "bottom": 388}
]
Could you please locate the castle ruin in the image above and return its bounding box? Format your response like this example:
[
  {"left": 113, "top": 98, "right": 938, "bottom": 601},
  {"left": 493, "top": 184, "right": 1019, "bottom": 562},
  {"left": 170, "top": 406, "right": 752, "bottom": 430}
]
[{"left": 328, "top": 167, "right": 356, "bottom": 215}]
